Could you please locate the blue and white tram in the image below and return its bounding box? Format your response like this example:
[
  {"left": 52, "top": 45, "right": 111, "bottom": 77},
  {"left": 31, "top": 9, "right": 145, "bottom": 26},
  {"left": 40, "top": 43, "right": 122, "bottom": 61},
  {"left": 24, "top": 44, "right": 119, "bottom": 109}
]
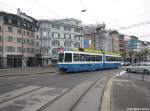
[
  {"left": 104, "top": 52, "right": 122, "bottom": 69},
  {"left": 58, "top": 49, "right": 122, "bottom": 72}
]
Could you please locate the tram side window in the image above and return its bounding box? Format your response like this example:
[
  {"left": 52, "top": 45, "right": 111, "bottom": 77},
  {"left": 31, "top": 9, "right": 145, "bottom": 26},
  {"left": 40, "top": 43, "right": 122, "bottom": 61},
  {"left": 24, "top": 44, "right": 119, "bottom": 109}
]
[
  {"left": 80, "top": 54, "right": 85, "bottom": 61},
  {"left": 106, "top": 56, "right": 121, "bottom": 61},
  {"left": 96, "top": 55, "right": 102, "bottom": 61},
  {"left": 92, "top": 55, "right": 96, "bottom": 61},
  {"left": 106, "top": 56, "right": 113, "bottom": 61},
  {"left": 73, "top": 54, "right": 80, "bottom": 61},
  {"left": 65, "top": 53, "right": 72, "bottom": 62},
  {"left": 118, "top": 57, "right": 122, "bottom": 61},
  {"left": 86, "top": 55, "right": 92, "bottom": 61}
]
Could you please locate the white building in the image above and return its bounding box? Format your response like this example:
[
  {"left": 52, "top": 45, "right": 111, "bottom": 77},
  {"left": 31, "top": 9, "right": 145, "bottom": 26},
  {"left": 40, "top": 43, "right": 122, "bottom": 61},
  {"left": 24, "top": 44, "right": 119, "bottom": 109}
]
[{"left": 39, "top": 18, "right": 83, "bottom": 65}]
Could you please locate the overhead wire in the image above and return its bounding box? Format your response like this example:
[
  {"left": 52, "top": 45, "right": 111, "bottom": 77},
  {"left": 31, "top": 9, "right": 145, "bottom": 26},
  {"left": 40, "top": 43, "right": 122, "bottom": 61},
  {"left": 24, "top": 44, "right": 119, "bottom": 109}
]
[
  {"left": 118, "top": 20, "right": 150, "bottom": 30},
  {"left": 33, "top": 0, "right": 63, "bottom": 19},
  {"left": 79, "top": 0, "right": 98, "bottom": 24}
]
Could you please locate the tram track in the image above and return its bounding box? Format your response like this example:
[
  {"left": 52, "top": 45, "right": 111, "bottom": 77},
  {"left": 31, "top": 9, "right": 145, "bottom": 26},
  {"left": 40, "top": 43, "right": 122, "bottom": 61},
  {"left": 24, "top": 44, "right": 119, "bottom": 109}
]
[
  {"left": 42, "top": 70, "right": 118, "bottom": 111},
  {"left": 0, "top": 69, "right": 119, "bottom": 111}
]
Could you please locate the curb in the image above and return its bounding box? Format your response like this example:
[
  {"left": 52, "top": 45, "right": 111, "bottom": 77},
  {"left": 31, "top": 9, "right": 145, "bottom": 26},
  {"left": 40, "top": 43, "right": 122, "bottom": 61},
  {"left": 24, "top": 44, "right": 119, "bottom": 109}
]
[
  {"left": 100, "top": 77, "right": 114, "bottom": 111},
  {"left": 0, "top": 71, "right": 57, "bottom": 77}
]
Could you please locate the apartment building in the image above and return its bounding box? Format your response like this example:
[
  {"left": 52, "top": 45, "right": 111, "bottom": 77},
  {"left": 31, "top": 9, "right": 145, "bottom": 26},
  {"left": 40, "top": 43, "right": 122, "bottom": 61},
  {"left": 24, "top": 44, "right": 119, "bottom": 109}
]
[
  {"left": 0, "top": 9, "right": 39, "bottom": 68},
  {"left": 119, "top": 35, "right": 126, "bottom": 53},
  {"left": 83, "top": 24, "right": 112, "bottom": 52},
  {"left": 109, "top": 31, "right": 120, "bottom": 52},
  {"left": 127, "top": 36, "right": 139, "bottom": 52},
  {"left": 39, "top": 18, "right": 83, "bottom": 65}
]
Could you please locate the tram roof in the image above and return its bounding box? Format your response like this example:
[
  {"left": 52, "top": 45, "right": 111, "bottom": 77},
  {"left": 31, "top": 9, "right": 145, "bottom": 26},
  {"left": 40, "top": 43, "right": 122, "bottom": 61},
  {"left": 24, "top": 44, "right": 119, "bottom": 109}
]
[{"left": 64, "top": 48, "right": 121, "bottom": 56}]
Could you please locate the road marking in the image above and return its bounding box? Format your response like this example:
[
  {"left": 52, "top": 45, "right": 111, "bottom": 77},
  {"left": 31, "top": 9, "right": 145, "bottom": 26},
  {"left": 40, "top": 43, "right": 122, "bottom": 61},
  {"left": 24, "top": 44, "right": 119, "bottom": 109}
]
[
  {"left": 100, "top": 77, "right": 114, "bottom": 111},
  {"left": 0, "top": 86, "right": 40, "bottom": 103},
  {"left": 116, "top": 71, "right": 126, "bottom": 76},
  {"left": 0, "top": 87, "right": 68, "bottom": 111}
]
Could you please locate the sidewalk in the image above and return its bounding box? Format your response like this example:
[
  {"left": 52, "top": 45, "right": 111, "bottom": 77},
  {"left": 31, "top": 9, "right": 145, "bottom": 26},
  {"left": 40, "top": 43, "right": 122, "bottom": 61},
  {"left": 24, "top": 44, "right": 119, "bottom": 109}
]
[
  {"left": 111, "top": 76, "right": 150, "bottom": 111},
  {"left": 0, "top": 66, "right": 58, "bottom": 77}
]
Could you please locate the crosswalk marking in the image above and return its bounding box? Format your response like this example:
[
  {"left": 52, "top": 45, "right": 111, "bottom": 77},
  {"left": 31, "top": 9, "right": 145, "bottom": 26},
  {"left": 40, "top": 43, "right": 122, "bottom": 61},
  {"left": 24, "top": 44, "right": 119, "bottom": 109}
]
[
  {"left": 0, "top": 86, "right": 40, "bottom": 103},
  {"left": 0, "top": 86, "right": 68, "bottom": 111}
]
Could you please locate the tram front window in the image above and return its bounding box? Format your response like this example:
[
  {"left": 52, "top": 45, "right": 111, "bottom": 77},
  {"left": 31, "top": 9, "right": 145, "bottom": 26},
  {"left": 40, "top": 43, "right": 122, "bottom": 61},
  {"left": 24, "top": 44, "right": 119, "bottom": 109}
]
[
  {"left": 65, "top": 53, "right": 72, "bottom": 62},
  {"left": 58, "top": 54, "right": 64, "bottom": 62}
]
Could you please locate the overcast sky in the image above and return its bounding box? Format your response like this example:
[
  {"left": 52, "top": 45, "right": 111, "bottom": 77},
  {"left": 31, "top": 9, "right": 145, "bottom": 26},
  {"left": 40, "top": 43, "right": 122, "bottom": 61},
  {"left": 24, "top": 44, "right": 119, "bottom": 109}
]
[{"left": 0, "top": 0, "right": 150, "bottom": 41}]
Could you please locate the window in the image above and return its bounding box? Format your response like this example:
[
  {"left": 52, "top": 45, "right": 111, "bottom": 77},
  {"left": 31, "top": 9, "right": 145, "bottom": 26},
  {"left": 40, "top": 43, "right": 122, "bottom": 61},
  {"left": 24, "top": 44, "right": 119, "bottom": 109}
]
[
  {"left": 106, "top": 56, "right": 121, "bottom": 62},
  {"left": 75, "top": 35, "right": 81, "bottom": 40},
  {"left": 52, "top": 40, "right": 60, "bottom": 47},
  {"left": 52, "top": 48, "right": 58, "bottom": 55},
  {"left": 52, "top": 24, "right": 60, "bottom": 29},
  {"left": 36, "top": 35, "right": 39, "bottom": 39},
  {"left": 74, "top": 28, "right": 81, "bottom": 33},
  {"left": 64, "top": 34, "right": 71, "bottom": 39},
  {"left": 80, "top": 54, "right": 85, "bottom": 61},
  {"left": 17, "top": 47, "right": 22, "bottom": 52},
  {"left": 64, "top": 41, "right": 71, "bottom": 47},
  {"left": 23, "top": 31, "right": 26, "bottom": 36},
  {"left": 8, "top": 27, "right": 13, "bottom": 32},
  {"left": 59, "top": 54, "right": 64, "bottom": 62},
  {"left": 106, "top": 56, "right": 113, "bottom": 61},
  {"left": 27, "top": 32, "right": 30, "bottom": 36},
  {"left": 91, "top": 55, "right": 96, "bottom": 61},
  {"left": 27, "top": 39, "right": 30, "bottom": 44},
  {"left": 96, "top": 55, "right": 102, "bottom": 61},
  {"left": 18, "top": 29, "right": 22, "bottom": 34},
  {"left": 64, "top": 26, "right": 71, "bottom": 31},
  {"left": 8, "top": 36, "right": 13, "bottom": 42},
  {"left": 17, "top": 38, "right": 22, "bottom": 43},
  {"left": 86, "top": 55, "right": 92, "bottom": 61},
  {"left": 5, "top": 46, "right": 15, "bottom": 52},
  {"left": 36, "top": 42, "right": 39, "bottom": 47},
  {"left": 73, "top": 54, "right": 80, "bottom": 61},
  {"left": 52, "top": 32, "right": 60, "bottom": 38},
  {"left": 31, "top": 32, "right": 34, "bottom": 37},
  {"left": 27, "top": 48, "right": 30, "bottom": 53},
  {"left": 74, "top": 42, "right": 80, "bottom": 48},
  {"left": 65, "top": 53, "right": 72, "bottom": 62}
]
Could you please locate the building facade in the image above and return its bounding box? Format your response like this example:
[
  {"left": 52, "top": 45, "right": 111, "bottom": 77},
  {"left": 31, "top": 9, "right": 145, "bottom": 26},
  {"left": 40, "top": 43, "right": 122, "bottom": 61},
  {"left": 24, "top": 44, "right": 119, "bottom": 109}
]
[
  {"left": 0, "top": 10, "right": 39, "bottom": 68},
  {"left": 83, "top": 24, "right": 112, "bottom": 52},
  {"left": 119, "top": 35, "right": 126, "bottom": 53},
  {"left": 127, "top": 36, "right": 139, "bottom": 52},
  {"left": 109, "top": 31, "right": 120, "bottom": 52},
  {"left": 39, "top": 18, "right": 83, "bottom": 65}
]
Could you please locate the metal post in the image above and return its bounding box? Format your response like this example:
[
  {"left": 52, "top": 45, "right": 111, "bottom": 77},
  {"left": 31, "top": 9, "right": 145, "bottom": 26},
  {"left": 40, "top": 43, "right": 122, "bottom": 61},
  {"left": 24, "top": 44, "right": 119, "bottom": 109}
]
[
  {"left": 21, "top": 12, "right": 24, "bottom": 69},
  {"left": 2, "top": 22, "right": 4, "bottom": 68},
  {"left": 142, "top": 72, "right": 145, "bottom": 81}
]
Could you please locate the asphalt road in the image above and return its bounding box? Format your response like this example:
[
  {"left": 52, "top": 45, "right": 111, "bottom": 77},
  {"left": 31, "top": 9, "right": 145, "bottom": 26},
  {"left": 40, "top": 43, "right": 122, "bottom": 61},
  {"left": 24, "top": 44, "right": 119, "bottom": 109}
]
[
  {"left": 0, "top": 69, "right": 119, "bottom": 95},
  {"left": 0, "top": 69, "right": 120, "bottom": 111}
]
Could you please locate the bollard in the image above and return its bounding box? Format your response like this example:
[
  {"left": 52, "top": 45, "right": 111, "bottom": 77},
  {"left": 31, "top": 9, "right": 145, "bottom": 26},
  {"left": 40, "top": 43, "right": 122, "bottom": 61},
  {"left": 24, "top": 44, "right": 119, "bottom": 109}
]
[
  {"left": 142, "top": 72, "right": 145, "bottom": 81},
  {"left": 128, "top": 72, "right": 130, "bottom": 78}
]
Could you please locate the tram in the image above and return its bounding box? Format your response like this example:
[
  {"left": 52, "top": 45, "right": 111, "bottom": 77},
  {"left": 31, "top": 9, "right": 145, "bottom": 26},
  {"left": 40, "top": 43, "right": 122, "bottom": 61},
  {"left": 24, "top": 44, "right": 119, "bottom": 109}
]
[{"left": 58, "top": 48, "right": 122, "bottom": 72}]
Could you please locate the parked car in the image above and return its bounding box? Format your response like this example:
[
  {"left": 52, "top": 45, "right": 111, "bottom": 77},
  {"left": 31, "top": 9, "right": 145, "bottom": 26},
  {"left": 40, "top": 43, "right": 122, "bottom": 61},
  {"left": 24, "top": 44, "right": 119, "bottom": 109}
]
[
  {"left": 123, "top": 62, "right": 131, "bottom": 66},
  {"left": 126, "top": 62, "right": 150, "bottom": 75}
]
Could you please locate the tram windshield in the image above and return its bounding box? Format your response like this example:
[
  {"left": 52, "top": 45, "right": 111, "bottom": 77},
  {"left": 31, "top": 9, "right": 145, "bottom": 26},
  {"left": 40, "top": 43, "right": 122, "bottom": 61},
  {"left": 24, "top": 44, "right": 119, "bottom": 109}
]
[{"left": 58, "top": 53, "right": 64, "bottom": 62}]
